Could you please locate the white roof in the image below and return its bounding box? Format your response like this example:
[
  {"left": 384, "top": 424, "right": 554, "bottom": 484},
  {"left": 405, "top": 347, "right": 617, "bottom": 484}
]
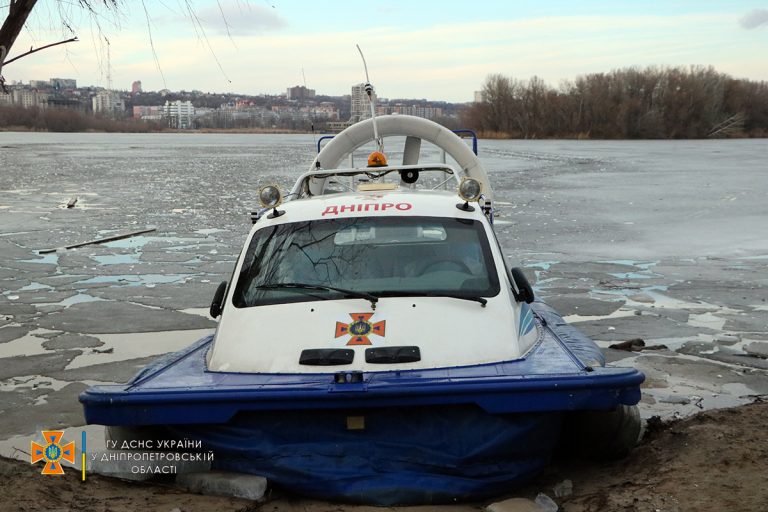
[{"left": 259, "top": 188, "right": 486, "bottom": 227}]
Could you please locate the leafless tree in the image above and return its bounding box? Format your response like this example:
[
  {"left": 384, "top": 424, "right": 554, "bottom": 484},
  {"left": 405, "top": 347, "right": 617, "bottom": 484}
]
[
  {"left": 463, "top": 66, "right": 768, "bottom": 139},
  {"left": 1, "top": 1, "right": 118, "bottom": 89},
  {"left": 1, "top": 1, "right": 231, "bottom": 90}
]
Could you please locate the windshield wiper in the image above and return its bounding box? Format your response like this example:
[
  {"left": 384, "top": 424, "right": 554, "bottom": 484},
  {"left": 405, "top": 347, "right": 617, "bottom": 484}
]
[
  {"left": 256, "top": 282, "right": 379, "bottom": 310},
  {"left": 381, "top": 291, "right": 487, "bottom": 307}
]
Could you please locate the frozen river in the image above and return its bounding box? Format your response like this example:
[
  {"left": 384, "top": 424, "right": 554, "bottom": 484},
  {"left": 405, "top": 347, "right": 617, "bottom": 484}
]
[{"left": 0, "top": 133, "right": 767, "bottom": 454}]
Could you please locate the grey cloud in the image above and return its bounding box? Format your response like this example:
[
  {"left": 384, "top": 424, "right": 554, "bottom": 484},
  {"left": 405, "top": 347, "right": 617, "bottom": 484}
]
[
  {"left": 739, "top": 9, "right": 768, "bottom": 29},
  {"left": 195, "top": 2, "right": 287, "bottom": 36}
]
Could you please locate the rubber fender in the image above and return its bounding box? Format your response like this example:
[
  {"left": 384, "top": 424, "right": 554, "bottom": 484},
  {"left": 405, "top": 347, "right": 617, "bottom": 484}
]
[{"left": 560, "top": 404, "right": 642, "bottom": 460}]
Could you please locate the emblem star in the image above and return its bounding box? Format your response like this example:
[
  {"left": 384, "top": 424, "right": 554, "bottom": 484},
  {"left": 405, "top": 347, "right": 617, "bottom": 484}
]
[
  {"left": 31, "top": 430, "right": 75, "bottom": 475},
  {"left": 335, "top": 312, "right": 386, "bottom": 346}
]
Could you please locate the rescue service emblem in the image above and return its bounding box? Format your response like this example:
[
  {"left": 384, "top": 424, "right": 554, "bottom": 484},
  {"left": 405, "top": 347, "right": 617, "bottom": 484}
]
[
  {"left": 31, "top": 430, "right": 75, "bottom": 475},
  {"left": 335, "top": 313, "right": 386, "bottom": 346}
]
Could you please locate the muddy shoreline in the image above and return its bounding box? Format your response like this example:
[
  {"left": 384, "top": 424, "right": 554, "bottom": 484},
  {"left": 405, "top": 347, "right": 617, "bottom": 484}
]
[{"left": 2, "top": 401, "right": 766, "bottom": 511}]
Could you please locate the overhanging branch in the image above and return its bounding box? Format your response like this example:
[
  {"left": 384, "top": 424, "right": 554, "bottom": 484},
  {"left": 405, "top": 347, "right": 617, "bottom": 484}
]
[{"left": 2, "top": 36, "right": 79, "bottom": 67}]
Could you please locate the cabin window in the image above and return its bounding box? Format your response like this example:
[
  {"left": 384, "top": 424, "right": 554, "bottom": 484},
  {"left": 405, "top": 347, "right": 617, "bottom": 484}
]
[
  {"left": 334, "top": 223, "right": 447, "bottom": 245},
  {"left": 233, "top": 216, "right": 500, "bottom": 307}
]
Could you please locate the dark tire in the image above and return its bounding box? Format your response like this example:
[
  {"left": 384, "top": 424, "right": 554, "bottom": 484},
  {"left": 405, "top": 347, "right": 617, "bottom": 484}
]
[{"left": 561, "top": 404, "right": 642, "bottom": 460}]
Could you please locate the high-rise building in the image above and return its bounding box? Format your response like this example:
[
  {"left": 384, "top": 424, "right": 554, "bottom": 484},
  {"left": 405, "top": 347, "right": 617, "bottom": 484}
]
[
  {"left": 350, "top": 83, "right": 375, "bottom": 122},
  {"left": 163, "top": 100, "right": 195, "bottom": 129},
  {"left": 132, "top": 81, "right": 142, "bottom": 94},
  {"left": 13, "top": 89, "right": 49, "bottom": 108},
  {"left": 389, "top": 104, "right": 443, "bottom": 120},
  {"left": 286, "top": 85, "right": 315, "bottom": 100},
  {"left": 92, "top": 90, "right": 125, "bottom": 116}
]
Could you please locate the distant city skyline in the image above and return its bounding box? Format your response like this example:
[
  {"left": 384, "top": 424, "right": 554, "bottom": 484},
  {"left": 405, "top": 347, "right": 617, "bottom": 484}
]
[{"left": 3, "top": 1, "right": 767, "bottom": 103}]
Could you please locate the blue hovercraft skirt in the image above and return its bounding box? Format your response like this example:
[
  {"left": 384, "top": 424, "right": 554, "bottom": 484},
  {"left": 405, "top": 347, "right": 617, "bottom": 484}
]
[{"left": 81, "top": 301, "right": 643, "bottom": 504}]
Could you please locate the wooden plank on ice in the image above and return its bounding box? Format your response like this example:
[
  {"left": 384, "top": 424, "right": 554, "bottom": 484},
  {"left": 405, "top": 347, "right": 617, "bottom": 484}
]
[{"left": 38, "top": 228, "right": 156, "bottom": 254}]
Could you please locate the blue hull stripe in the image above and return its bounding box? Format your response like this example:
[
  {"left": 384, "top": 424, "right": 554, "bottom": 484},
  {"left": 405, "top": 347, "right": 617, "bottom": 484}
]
[{"left": 519, "top": 303, "right": 535, "bottom": 337}]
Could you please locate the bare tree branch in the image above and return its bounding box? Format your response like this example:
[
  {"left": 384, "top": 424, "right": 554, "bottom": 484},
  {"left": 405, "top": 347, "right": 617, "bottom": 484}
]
[
  {"left": 2, "top": 35, "right": 77, "bottom": 66},
  {"left": 1, "top": 0, "right": 234, "bottom": 88},
  {"left": 140, "top": 0, "right": 166, "bottom": 89},
  {"left": 0, "top": 0, "right": 38, "bottom": 57},
  {"left": 181, "top": 0, "right": 232, "bottom": 84},
  {"left": 216, "top": 0, "right": 233, "bottom": 41}
]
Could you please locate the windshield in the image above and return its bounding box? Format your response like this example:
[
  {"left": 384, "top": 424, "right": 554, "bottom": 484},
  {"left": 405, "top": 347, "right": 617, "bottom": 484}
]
[{"left": 233, "top": 216, "right": 500, "bottom": 307}]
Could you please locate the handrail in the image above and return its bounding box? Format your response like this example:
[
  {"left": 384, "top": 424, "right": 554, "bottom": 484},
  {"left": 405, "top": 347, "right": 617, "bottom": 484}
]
[
  {"left": 316, "top": 135, "right": 335, "bottom": 154},
  {"left": 452, "top": 129, "right": 478, "bottom": 155},
  {"left": 290, "top": 164, "right": 460, "bottom": 200}
]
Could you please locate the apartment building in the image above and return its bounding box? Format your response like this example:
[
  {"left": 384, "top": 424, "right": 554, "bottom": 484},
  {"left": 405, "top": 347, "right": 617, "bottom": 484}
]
[
  {"left": 92, "top": 90, "right": 125, "bottom": 116},
  {"left": 163, "top": 100, "right": 195, "bottom": 129}
]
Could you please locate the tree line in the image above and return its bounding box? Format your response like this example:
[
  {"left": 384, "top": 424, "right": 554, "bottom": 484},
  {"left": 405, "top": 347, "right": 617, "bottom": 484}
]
[
  {"left": 462, "top": 66, "right": 768, "bottom": 138},
  {"left": 0, "top": 105, "right": 164, "bottom": 132}
]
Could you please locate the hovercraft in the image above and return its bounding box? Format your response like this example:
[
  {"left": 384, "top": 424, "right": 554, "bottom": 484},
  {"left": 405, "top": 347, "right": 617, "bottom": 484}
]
[{"left": 80, "top": 114, "right": 644, "bottom": 505}]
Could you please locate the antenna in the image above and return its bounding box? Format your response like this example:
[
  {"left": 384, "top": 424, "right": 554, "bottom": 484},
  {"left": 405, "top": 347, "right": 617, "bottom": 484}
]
[{"left": 356, "top": 44, "right": 382, "bottom": 153}]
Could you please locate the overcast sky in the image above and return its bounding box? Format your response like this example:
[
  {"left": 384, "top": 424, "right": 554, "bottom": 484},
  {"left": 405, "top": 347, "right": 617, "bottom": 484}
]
[{"left": 4, "top": 0, "right": 768, "bottom": 102}]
